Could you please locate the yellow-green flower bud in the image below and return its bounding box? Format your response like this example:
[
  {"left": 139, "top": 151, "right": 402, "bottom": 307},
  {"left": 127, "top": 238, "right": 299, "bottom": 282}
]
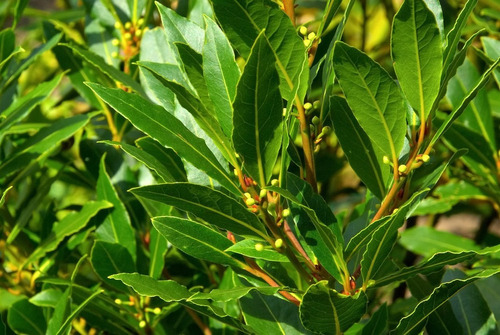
[
  {"left": 153, "top": 307, "right": 161, "bottom": 315},
  {"left": 114, "top": 298, "right": 122, "bottom": 304},
  {"left": 139, "top": 320, "right": 146, "bottom": 328},
  {"left": 271, "top": 179, "right": 279, "bottom": 186},
  {"left": 299, "top": 26, "right": 308, "bottom": 36},
  {"left": 383, "top": 156, "right": 390, "bottom": 165},
  {"left": 255, "top": 243, "right": 264, "bottom": 251},
  {"left": 124, "top": 22, "right": 132, "bottom": 30},
  {"left": 282, "top": 208, "right": 290, "bottom": 217},
  {"left": 321, "top": 126, "right": 331, "bottom": 135},
  {"left": 135, "top": 29, "right": 142, "bottom": 37},
  {"left": 275, "top": 238, "right": 283, "bottom": 248},
  {"left": 283, "top": 107, "right": 287, "bottom": 116},
  {"left": 259, "top": 189, "right": 267, "bottom": 199},
  {"left": 308, "top": 32, "right": 316, "bottom": 40},
  {"left": 245, "top": 198, "right": 256, "bottom": 206},
  {"left": 303, "top": 39, "right": 310, "bottom": 47},
  {"left": 313, "top": 100, "right": 321, "bottom": 109},
  {"left": 312, "top": 116, "right": 320, "bottom": 125},
  {"left": 398, "top": 165, "right": 407, "bottom": 173},
  {"left": 304, "top": 102, "right": 312, "bottom": 110},
  {"left": 112, "top": 38, "right": 120, "bottom": 46},
  {"left": 421, "top": 154, "right": 430, "bottom": 162},
  {"left": 244, "top": 192, "right": 252, "bottom": 199},
  {"left": 138, "top": 18, "right": 145, "bottom": 26},
  {"left": 111, "top": 51, "right": 119, "bottom": 58},
  {"left": 124, "top": 32, "right": 132, "bottom": 40},
  {"left": 114, "top": 21, "right": 121, "bottom": 30}
]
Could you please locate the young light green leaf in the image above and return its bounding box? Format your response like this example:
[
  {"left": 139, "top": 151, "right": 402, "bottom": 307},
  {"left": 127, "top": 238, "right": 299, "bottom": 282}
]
[
  {"left": 394, "top": 268, "right": 500, "bottom": 335},
  {"left": 86, "top": 83, "right": 241, "bottom": 195},
  {"left": 482, "top": 36, "right": 500, "bottom": 87},
  {"left": 429, "top": 57, "right": 500, "bottom": 147},
  {"left": 211, "top": 0, "right": 308, "bottom": 102},
  {"left": 333, "top": 41, "right": 406, "bottom": 162},
  {"left": 21, "top": 201, "right": 112, "bottom": 267},
  {"left": 85, "top": 19, "right": 119, "bottom": 67},
  {"left": 156, "top": 2, "right": 204, "bottom": 53},
  {"left": 330, "top": 96, "right": 389, "bottom": 200},
  {"left": 392, "top": 0, "right": 442, "bottom": 119},
  {"left": 399, "top": 226, "right": 480, "bottom": 258},
  {"left": 96, "top": 155, "right": 136, "bottom": 260},
  {"left": 131, "top": 183, "right": 268, "bottom": 241},
  {"left": 233, "top": 32, "right": 283, "bottom": 185},
  {"left": 90, "top": 241, "right": 136, "bottom": 292},
  {"left": 203, "top": 15, "right": 240, "bottom": 138},
  {"left": 360, "top": 190, "right": 428, "bottom": 284},
  {"left": 152, "top": 216, "right": 243, "bottom": 267},
  {"left": 423, "top": 0, "right": 444, "bottom": 45},
  {"left": 300, "top": 281, "right": 367, "bottom": 335},
  {"left": 225, "top": 240, "right": 289, "bottom": 262},
  {"left": 188, "top": 286, "right": 280, "bottom": 303}
]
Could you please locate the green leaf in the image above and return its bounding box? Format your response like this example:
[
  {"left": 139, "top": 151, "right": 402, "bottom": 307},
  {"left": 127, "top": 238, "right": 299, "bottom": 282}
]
[
  {"left": 399, "top": 226, "right": 480, "bottom": 258},
  {"left": 188, "top": 286, "right": 280, "bottom": 302},
  {"left": 360, "top": 190, "right": 428, "bottom": 284},
  {"left": 361, "top": 303, "right": 388, "bottom": 335},
  {"left": 54, "top": 290, "right": 103, "bottom": 335},
  {"left": 156, "top": 2, "right": 204, "bottom": 53},
  {"left": 393, "top": 268, "right": 500, "bottom": 335},
  {"left": 152, "top": 216, "right": 243, "bottom": 267},
  {"left": 447, "top": 59, "right": 496, "bottom": 154},
  {"left": 300, "top": 281, "right": 367, "bottom": 335},
  {"left": 0, "top": 186, "right": 12, "bottom": 207},
  {"left": 136, "top": 137, "right": 186, "bottom": 181},
  {"left": 211, "top": 0, "right": 308, "bottom": 102},
  {"left": 86, "top": 83, "right": 241, "bottom": 195},
  {"left": 482, "top": 36, "right": 500, "bottom": 88},
  {"left": 374, "top": 251, "right": 478, "bottom": 288},
  {"left": 131, "top": 183, "right": 268, "bottom": 240},
  {"left": 392, "top": 0, "right": 442, "bottom": 119},
  {"left": 203, "top": 15, "right": 240, "bottom": 138},
  {"left": 225, "top": 240, "right": 289, "bottom": 262},
  {"left": 96, "top": 155, "right": 136, "bottom": 260},
  {"left": 476, "top": 275, "right": 500, "bottom": 323},
  {"left": 7, "top": 299, "right": 46, "bottom": 335},
  {"left": 329, "top": 96, "right": 389, "bottom": 200},
  {"left": 443, "top": 269, "right": 499, "bottom": 334},
  {"left": 111, "top": 273, "right": 191, "bottom": 301},
  {"left": 0, "top": 28, "right": 15, "bottom": 64},
  {"left": 423, "top": 0, "right": 444, "bottom": 45},
  {"left": 233, "top": 32, "right": 283, "bottom": 185},
  {"left": 148, "top": 225, "right": 168, "bottom": 279},
  {"left": 429, "top": 57, "right": 500, "bottom": 147},
  {"left": 90, "top": 241, "right": 136, "bottom": 292},
  {"left": 21, "top": 200, "right": 112, "bottom": 267},
  {"left": 46, "top": 288, "right": 71, "bottom": 335},
  {"left": 61, "top": 43, "right": 144, "bottom": 94},
  {"left": 333, "top": 41, "right": 406, "bottom": 162},
  {"left": 85, "top": 19, "right": 119, "bottom": 67},
  {"left": 442, "top": 0, "right": 478, "bottom": 77},
  {"left": 240, "top": 291, "right": 312, "bottom": 335},
  {"left": 0, "top": 73, "right": 63, "bottom": 141}
]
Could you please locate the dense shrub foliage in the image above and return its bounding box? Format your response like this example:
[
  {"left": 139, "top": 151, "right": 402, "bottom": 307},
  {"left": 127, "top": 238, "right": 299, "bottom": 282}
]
[{"left": 1, "top": 0, "right": 500, "bottom": 334}]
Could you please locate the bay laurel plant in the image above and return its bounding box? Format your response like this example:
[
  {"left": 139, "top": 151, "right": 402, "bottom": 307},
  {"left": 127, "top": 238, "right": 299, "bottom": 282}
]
[{"left": 1, "top": 0, "right": 500, "bottom": 334}]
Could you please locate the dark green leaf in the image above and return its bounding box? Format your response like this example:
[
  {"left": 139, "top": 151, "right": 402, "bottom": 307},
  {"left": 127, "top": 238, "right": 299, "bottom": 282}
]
[
  {"left": 394, "top": 269, "right": 500, "bottom": 335},
  {"left": 392, "top": 0, "right": 442, "bottom": 119},
  {"left": 136, "top": 137, "right": 186, "bottom": 181},
  {"left": 46, "top": 288, "right": 71, "bottom": 335},
  {"left": 233, "top": 32, "right": 283, "bottom": 185},
  {"left": 203, "top": 16, "right": 240, "bottom": 138},
  {"left": 333, "top": 41, "right": 406, "bottom": 162},
  {"left": 148, "top": 225, "right": 168, "bottom": 279},
  {"left": 300, "top": 281, "right": 367, "bottom": 335},
  {"left": 96, "top": 155, "right": 136, "bottom": 260},
  {"left": 361, "top": 303, "right": 388, "bottom": 335},
  {"left": 90, "top": 241, "right": 136, "bottom": 292},
  {"left": 211, "top": 0, "right": 308, "bottom": 102},
  {"left": 111, "top": 273, "right": 191, "bottom": 301},
  {"left": 131, "top": 183, "right": 268, "bottom": 240},
  {"left": 330, "top": 96, "right": 389, "bottom": 200},
  {"left": 7, "top": 299, "right": 46, "bottom": 335},
  {"left": 152, "top": 216, "right": 243, "bottom": 267},
  {"left": 0, "top": 28, "right": 15, "bottom": 64},
  {"left": 87, "top": 83, "right": 241, "bottom": 195}
]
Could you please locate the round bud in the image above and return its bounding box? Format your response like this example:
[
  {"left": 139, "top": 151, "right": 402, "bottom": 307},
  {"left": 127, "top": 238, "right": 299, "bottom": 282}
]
[
  {"left": 111, "top": 51, "right": 119, "bottom": 58},
  {"left": 233, "top": 168, "right": 238, "bottom": 176},
  {"left": 303, "top": 39, "right": 311, "bottom": 47},
  {"left": 135, "top": 29, "right": 142, "bottom": 37},
  {"left": 299, "top": 26, "right": 308, "bottom": 36},
  {"left": 139, "top": 320, "right": 147, "bottom": 328},
  {"left": 421, "top": 154, "right": 430, "bottom": 163},
  {"left": 153, "top": 307, "right": 161, "bottom": 315},
  {"left": 313, "top": 100, "right": 321, "bottom": 109},
  {"left": 244, "top": 192, "right": 252, "bottom": 199},
  {"left": 271, "top": 179, "right": 279, "bottom": 186},
  {"left": 275, "top": 238, "right": 283, "bottom": 248},
  {"left": 283, "top": 107, "right": 287, "bottom": 116},
  {"left": 392, "top": 208, "right": 399, "bottom": 214},
  {"left": 114, "top": 298, "right": 122, "bottom": 305},
  {"left": 259, "top": 189, "right": 267, "bottom": 199},
  {"left": 282, "top": 208, "right": 290, "bottom": 217},
  {"left": 308, "top": 32, "right": 316, "bottom": 40},
  {"left": 304, "top": 102, "right": 312, "bottom": 110},
  {"left": 114, "top": 21, "right": 121, "bottom": 30},
  {"left": 245, "top": 198, "right": 256, "bottom": 206},
  {"left": 383, "top": 156, "right": 390, "bottom": 165},
  {"left": 124, "top": 22, "right": 132, "bottom": 30},
  {"left": 137, "top": 18, "right": 145, "bottom": 26},
  {"left": 255, "top": 243, "right": 264, "bottom": 251},
  {"left": 124, "top": 32, "right": 132, "bottom": 40},
  {"left": 112, "top": 38, "right": 120, "bottom": 46},
  {"left": 312, "top": 116, "right": 320, "bottom": 125},
  {"left": 321, "top": 126, "right": 331, "bottom": 135},
  {"left": 398, "top": 165, "right": 407, "bottom": 173}
]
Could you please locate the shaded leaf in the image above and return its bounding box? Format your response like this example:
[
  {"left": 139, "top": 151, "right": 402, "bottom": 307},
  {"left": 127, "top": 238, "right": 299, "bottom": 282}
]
[{"left": 7, "top": 299, "right": 46, "bottom": 335}]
